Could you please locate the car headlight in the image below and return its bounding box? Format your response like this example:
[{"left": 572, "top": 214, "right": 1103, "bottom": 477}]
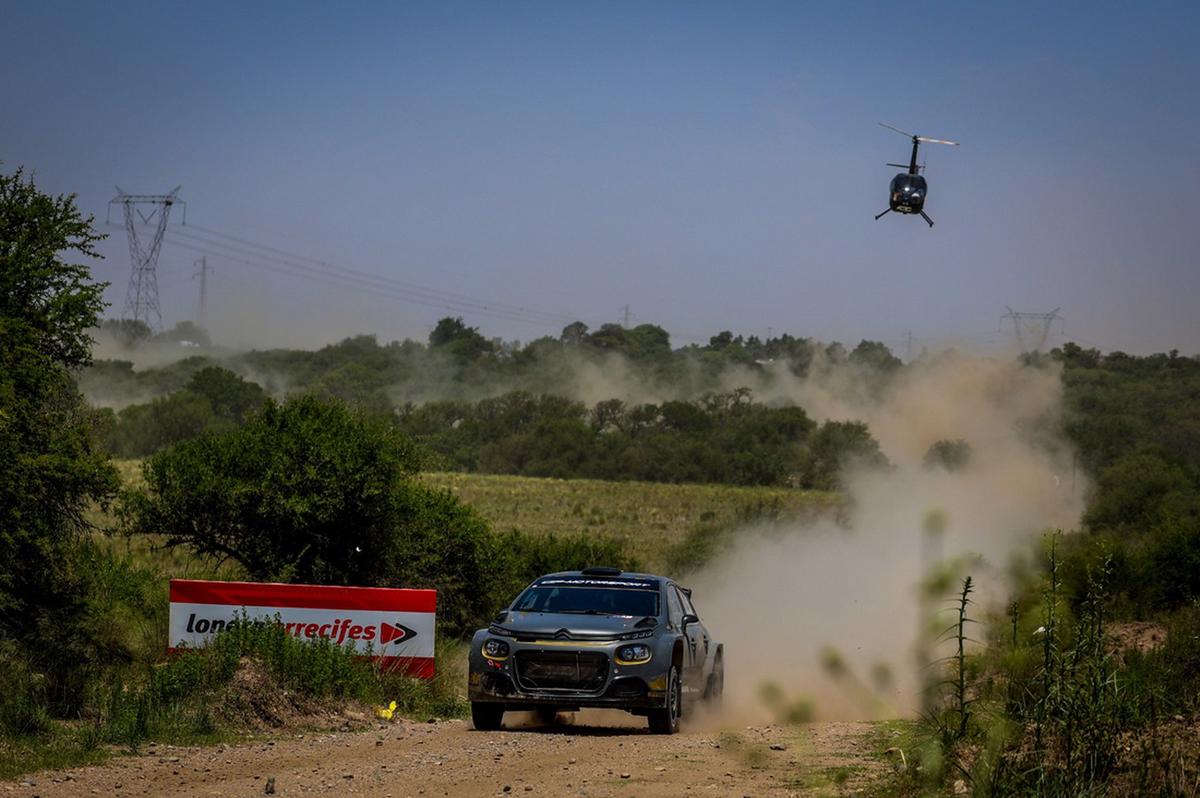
[
  {"left": 482, "top": 638, "right": 510, "bottom": 660},
  {"left": 616, "top": 643, "right": 652, "bottom": 664}
]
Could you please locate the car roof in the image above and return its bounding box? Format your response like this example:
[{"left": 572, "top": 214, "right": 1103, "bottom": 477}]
[{"left": 534, "top": 571, "right": 667, "bottom": 587}]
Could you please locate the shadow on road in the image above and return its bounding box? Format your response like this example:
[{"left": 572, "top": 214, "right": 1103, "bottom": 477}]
[{"left": 488, "top": 709, "right": 651, "bottom": 736}]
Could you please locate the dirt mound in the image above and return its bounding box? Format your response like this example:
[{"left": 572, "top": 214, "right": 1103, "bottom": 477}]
[
  {"left": 1107, "top": 621, "right": 1167, "bottom": 661},
  {"left": 211, "top": 657, "right": 368, "bottom": 734}
]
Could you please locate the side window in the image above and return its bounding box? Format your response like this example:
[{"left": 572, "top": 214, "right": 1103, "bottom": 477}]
[{"left": 666, "top": 586, "right": 684, "bottom": 627}]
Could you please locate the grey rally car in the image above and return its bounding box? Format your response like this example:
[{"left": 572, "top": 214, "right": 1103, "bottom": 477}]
[{"left": 468, "top": 567, "right": 723, "bottom": 734}]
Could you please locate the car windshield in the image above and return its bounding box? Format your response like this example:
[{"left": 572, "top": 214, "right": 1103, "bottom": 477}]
[{"left": 513, "top": 586, "right": 659, "bottom": 617}]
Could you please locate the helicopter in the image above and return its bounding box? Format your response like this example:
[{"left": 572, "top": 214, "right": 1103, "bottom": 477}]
[{"left": 874, "top": 123, "right": 959, "bottom": 228}]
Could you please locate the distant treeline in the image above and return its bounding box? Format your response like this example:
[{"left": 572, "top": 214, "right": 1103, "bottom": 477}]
[
  {"left": 396, "top": 390, "right": 887, "bottom": 488},
  {"left": 82, "top": 316, "right": 902, "bottom": 410},
  {"left": 91, "top": 316, "right": 901, "bottom": 488},
  {"left": 97, "top": 370, "right": 887, "bottom": 489}
]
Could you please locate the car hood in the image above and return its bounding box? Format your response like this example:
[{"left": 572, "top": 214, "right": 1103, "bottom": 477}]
[{"left": 497, "top": 611, "right": 657, "bottom": 639}]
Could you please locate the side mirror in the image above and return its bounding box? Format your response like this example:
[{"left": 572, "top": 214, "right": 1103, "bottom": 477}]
[{"left": 681, "top": 613, "right": 700, "bottom": 628}]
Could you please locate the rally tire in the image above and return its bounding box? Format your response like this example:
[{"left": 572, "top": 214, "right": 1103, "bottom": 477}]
[
  {"left": 471, "top": 702, "right": 505, "bottom": 731},
  {"left": 703, "top": 653, "right": 724, "bottom": 706},
  {"left": 648, "top": 665, "right": 682, "bottom": 735}
]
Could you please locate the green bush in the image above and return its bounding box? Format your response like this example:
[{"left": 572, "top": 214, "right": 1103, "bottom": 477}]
[
  {"left": 122, "top": 394, "right": 521, "bottom": 636},
  {"left": 102, "top": 366, "right": 266, "bottom": 457},
  {"left": 0, "top": 646, "right": 52, "bottom": 738}
]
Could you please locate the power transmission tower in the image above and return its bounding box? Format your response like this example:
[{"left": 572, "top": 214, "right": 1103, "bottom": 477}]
[
  {"left": 1001, "top": 307, "right": 1063, "bottom": 353},
  {"left": 193, "top": 256, "right": 210, "bottom": 328},
  {"left": 108, "top": 186, "right": 184, "bottom": 330},
  {"left": 621, "top": 304, "right": 631, "bottom": 327}
]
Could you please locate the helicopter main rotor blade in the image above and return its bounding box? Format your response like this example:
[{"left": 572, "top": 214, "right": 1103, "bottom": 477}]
[
  {"left": 916, "top": 136, "right": 960, "bottom": 146},
  {"left": 878, "top": 122, "right": 914, "bottom": 138}
]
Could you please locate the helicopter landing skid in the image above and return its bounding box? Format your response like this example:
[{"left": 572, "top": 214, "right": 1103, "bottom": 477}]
[{"left": 875, "top": 207, "right": 935, "bottom": 227}]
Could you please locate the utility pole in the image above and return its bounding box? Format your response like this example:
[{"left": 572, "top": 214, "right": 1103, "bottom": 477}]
[
  {"left": 1001, "top": 307, "right": 1063, "bottom": 354},
  {"left": 193, "top": 256, "right": 210, "bottom": 328},
  {"left": 108, "top": 186, "right": 184, "bottom": 330}
]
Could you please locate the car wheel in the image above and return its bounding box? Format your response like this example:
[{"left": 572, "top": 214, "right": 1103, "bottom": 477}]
[
  {"left": 648, "top": 665, "right": 682, "bottom": 735},
  {"left": 703, "top": 654, "right": 724, "bottom": 706},
  {"left": 471, "top": 702, "right": 505, "bottom": 731}
]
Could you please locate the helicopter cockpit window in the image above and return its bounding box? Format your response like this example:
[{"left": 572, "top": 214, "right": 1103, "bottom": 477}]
[{"left": 891, "top": 175, "right": 926, "bottom": 195}]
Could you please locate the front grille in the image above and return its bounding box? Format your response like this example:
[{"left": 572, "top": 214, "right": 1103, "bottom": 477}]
[{"left": 513, "top": 651, "right": 609, "bottom": 692}]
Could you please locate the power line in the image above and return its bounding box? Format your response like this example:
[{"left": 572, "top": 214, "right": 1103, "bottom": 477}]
[
  {"left": 152, "top": 230, "right": 580, "bottom": 329},
  {"left": 175, "top": 223, "right": 581, "bottom": 326}
]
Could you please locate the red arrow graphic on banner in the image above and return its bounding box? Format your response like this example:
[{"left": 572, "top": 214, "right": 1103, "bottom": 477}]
[{"left": 380, "top": 622, "right": 417, "bottom": 646}]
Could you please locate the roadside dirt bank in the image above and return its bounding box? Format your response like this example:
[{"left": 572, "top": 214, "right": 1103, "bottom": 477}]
[{"left": 6, "top": 715, "right": 894, "bottom": 797}]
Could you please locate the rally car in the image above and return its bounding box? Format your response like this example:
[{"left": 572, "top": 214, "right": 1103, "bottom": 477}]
[{"left": 467, "top": 567, "right": 723, "bottom": 734}]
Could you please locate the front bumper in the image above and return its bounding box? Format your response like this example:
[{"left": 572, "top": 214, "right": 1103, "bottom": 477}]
[{"left": 468, "top": 638, "right": 670, "bottom": 710}]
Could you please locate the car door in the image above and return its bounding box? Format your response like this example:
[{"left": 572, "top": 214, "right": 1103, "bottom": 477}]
[
  {"left": 670, "top": 584, "right": 706, "bottom": 689},
  {"left": 679, "top": 587, "right": 710, "bottom": 667}
]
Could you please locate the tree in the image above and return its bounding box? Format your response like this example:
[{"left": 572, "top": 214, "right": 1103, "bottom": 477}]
[
  {"left": 0, "top": 167, "right": 119, "bottom": 691},
  {"left": 1083, "top": 452, "right": 1190, "bottom": 532},
  {"left": 122, "top": 395, "right": 505, "bottom": 635},
  {"left": 429, "top": 316, "right": 494, "bottom": 360},
  {"left": 849, "top": 340, "right": 902, "bottom": 372},
  {"left": 795, "top": 421, "right": 889, "bottom": 490},
  {"left": 586, "top": 323, "right": 629, "bottom": 353},
  {"left": 560, "top": 321, "right": 589, "bottom": 345},
  {"left": 625, "top": 324, "right": 672, "bottom": 359},
  {"left": 924, "top": 439, "right": 973, "bottom": 471},
  {"left": 97, "top": 318, "right": 152, "bottom": 348},
  {"left": 184, "top": 366, "right": 267, "bottom": 423}
]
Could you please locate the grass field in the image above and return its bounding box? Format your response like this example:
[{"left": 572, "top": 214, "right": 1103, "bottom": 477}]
[
  {"left": 422, "top": 471, "right": 838, "bottom": 571},
  {"left": 108, "top": 461, "right": 838, "bottom": 574}
]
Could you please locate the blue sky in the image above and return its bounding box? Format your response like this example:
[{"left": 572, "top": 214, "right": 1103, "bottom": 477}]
[{"left": 3, "top": 1, "right": 1198, "bottom": 352}]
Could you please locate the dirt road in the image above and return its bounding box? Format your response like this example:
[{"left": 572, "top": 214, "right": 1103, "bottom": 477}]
[{"left": 10, "top": 714, "right": 891, "bottom": 797}]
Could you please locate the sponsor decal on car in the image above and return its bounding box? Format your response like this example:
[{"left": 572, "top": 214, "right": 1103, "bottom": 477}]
[{"left": 536, "top": 578, "right": 657, "bottom": 590}]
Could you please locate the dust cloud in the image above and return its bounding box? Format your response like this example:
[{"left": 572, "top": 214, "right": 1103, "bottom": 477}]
[{"left": 688, "top": 349, "right": 1084, "bottom": 722}]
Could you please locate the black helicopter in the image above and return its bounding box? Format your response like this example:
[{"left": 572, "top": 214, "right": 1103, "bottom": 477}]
[{"left": 874, "top": 123, "right": 959, "bottom": 228}]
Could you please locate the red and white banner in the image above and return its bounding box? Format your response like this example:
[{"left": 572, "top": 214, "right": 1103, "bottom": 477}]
[{"left": 169, "top": 579, "right": 437, "bottom": 677}]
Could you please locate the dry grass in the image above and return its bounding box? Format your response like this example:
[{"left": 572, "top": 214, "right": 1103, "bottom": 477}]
[
  {"left": 108, "top": 461, "right": 837, "bottom": 573},
  {"left": 421, "top": 471, "right": 837, "bottom": 571}
]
